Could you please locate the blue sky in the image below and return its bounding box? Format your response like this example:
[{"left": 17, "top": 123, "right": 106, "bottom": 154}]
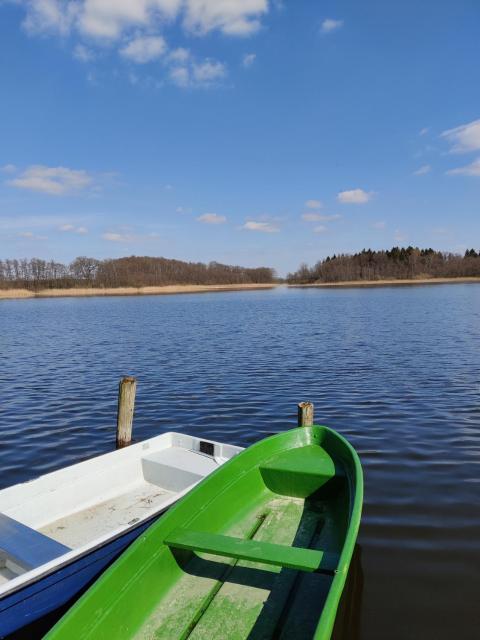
[{"left": 0, "top": 0, "right": 479, "bottom": 275}]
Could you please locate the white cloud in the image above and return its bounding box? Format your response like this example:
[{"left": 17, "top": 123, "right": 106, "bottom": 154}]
[
  {"left": 446, "top": 158, "right": 480, "bottom": 177},
  {"left": 73, "top": 43, "right": 95, "bottom": 62},
  {"left": 313, "top": 225, "right": 327, "bottom": 234},
  {"left": 120, "top": 35, "right": 167, "bottom": 63},
  {"left": 20, "top": 0, "right": 268, "bottom": 42},
  {"left": 183, "top": 0, "right": 268, "bottom": 36},
  {"left": 170, "top": 57, "right": 226, "bottom": 87},
  {"left": 320, "top": 18, "right": 343, "bottom": 34},
  {"left": 394, "top": 229, "right": 407, "bottom": 242},
  {"left": 302, "top": 213, "right": 340, "bottom": 222},
  {"left": 14, "top": 2, "right": 259, "bottom": 90},
  {"left": 23, "top": 0, "right": 79, "bottom": 36},
  {"left": 414, "top": 164, "right": 431, "bottom": 176},
  {"left": 77, "top": 1, "right": 181, "bottom": 40},
  {"left": 7, "top": 165, "right": 93, "bottom": 195},
  {"left": 59, "top": 224, "right": 89, "bottom": 234},
  {"left": 372, "top": 221, "right": 386, "bottom": 230},
  {"left": 242, "top": 221, "right": 279, "bottom": 233},
  {"left": 419, "top": 127, "right": 429, "bottom": 136},
  {"left": 441, "top": 119, "right": 480, "bottom": 153},
  {"left": 305, "top": 199, "right": 323, "bottom": 209},
  {"left": 337, "top": 189, "right": 372, "bottom": 204},
  {"left": 242, "top": 52, "right": 256, "bottom": 68},
  {"left": 168, "top": 47, "right": 190, "bottom": 63},
  {"left": 169, "top": 65, "right": 190, "bottom": 87},
  {"left": 197, "top": 213, "right": 226, "bottom": 224},
  {"left": 192, "top": 59, "right": 226, "bottom": 83}
]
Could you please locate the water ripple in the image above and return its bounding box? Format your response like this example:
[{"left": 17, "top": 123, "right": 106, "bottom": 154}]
[{"left": 1, "top": 285, "right": 480, "bottom": 639}]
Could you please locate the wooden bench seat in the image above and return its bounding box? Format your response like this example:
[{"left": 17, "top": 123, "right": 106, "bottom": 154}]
[
  {"left": 0, "top": 513, "right": 70, "bottom": 570},
  {"left": 165, "top": 528, "right": 338, "bottom": 575}
]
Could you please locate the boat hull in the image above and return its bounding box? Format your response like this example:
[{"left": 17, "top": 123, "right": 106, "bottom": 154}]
[{"left": 0, "top": 515, "right": 157, "bottom": 638}]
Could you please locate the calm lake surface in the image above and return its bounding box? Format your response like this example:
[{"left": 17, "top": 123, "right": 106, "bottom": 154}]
[{"left": 1, "top": 285, "right": 479, "bottom": 639}]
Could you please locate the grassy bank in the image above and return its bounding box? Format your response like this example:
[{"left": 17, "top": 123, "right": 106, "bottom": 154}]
[
  {"left": 288, "top": 277, "right": 480, "bottom": 289},
  {"left": 0, "top": 283, "right": 277, "bottom": 300}
]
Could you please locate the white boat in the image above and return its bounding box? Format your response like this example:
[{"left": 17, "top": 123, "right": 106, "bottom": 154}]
[{"left": 0, "top": 431, "right": 242, "bottom": 636}]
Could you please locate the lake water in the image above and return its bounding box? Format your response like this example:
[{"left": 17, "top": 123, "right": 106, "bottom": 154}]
[{"left": 1, "top": 285, "right": 480, "bottom": 639}]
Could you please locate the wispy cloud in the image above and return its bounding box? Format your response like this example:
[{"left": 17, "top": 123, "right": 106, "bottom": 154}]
[
  {"left": 59, "top": 224, "right": 88, "bottom": 234},
  {"left": 372, "top": 221, "right": 386, "bottom": 230},
  {"left": 102, "top": 228, "right": 160, "bottom": 242},
  {"left": 73, "top": 43, "right": 95, "bottom": 62},
  {"left": 242, "top": 52, "right": 256, "bottom": 68},
  {"left": 197, "top": 213, "right": 227, "bottom": 224},
  {"left": 320, "top": 18, "right": 343, "bottom": 34},
  {"left": 446, "top": 158, "right": 480, "bottom": 176},
  {"left": 1, "top": 164, "right": 17, "bottom": 174},
  {"left": 337, "top": 189, "right": 372, "bottom": 204},
  {"left": 394, "top": 229, "right": 407, "bottom": 242},
  {"left": 17, "top": 231, "right": 48, "bottom": 240},
  {"left": 441, "top": 119, "right": 480, "bottom": 153},
  {"left": 168, "top": 48, "right": 190, "bottom": 64},
  {"left": 419, "top": 127, "right": 429, "bottom": 136},
  {"left": 242, "top": 221, "right": 280, "bottom": 233},
  {"left": 169, "top": 57, "right": 227, "bottom": 88},
  {"left": 304, "top": 199, "right": 323, "bottom": 209},
  {"left": 0, "top": 215, "right": 81, "bottom": 231},
  {"left": 302, "top": 213, "right": 340, "bottom": 222},
  {"left": 102, "top": 232, "right": 133, "bottom": 242},
  {"left": 120, "top": 35, "right": 167, "bottom": 64},
  {"left": 7, "top": 165, "right": 93, "bottom": 195},
  {"left": 414, "top": 164, "right": 431, "bottom": 176},
  {"left": 313, "top": 225, "right": 327, "bottom": 234}
]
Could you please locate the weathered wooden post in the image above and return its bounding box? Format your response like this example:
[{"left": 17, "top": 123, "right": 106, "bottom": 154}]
[
  {"left": 116, "top": 376, "right": 137, "bottom": 448},
  {"left": 297, "top": 401, "right": 314, "bottom": 427}
]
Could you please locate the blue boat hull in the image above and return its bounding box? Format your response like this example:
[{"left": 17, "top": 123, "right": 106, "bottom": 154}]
[{"left": 0, "top": 517, "right": 157, "bottom": 638}]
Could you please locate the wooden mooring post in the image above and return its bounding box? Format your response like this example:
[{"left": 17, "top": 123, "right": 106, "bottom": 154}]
[
  {"left": 297, "top": 401, "right": 314, "bottom": 427},
  {"left": 116, "top": 376, "right": 137, "bottom": 448}
]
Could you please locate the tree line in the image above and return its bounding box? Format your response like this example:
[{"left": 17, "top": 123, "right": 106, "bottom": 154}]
[
  {"left": 0, "top": 256, "right": 276, "bottom": 289},
  {"left": 287, "top": 247, "right": 480, "bottom": 283}
]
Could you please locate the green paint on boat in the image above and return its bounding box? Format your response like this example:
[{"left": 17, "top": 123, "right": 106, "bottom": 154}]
[{"left": 46, "top": 426, "right": 363, "bottom": 640}]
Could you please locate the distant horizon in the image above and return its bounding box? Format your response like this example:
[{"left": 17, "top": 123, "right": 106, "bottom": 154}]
[
  {"left": 1, "top": 1, "right": 479, "bottom": 275},
  {"left": 2, "top": 243, "right": 480, "bottom": 281}
]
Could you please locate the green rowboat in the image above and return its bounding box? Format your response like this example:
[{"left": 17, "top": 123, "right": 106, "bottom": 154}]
[{"left": 46, "top": 426, "right": 363, "bottom": 640}]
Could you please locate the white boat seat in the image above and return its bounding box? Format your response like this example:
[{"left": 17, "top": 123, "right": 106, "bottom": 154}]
[
  {"left": 141, "top": 447, "right": 220, "bottom": 492},
  {"left": 0, "top": 513, "right": 70, "bottom": 570}
]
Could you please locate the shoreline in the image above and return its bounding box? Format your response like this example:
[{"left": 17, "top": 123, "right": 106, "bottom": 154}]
[
  {"left": 0, "top": 283, "right": 277, "bottom": 301},
  {"left": 288, "top": 277, "right": 480, "bottom": 289}
]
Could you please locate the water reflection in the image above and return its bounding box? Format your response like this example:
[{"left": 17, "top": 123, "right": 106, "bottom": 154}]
[{"left": 332, "top": 545, "right": 364, "bottom": 640}]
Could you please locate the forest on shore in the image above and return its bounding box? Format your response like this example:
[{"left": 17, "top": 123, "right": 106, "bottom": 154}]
[
  {"left": 0, "top": 256, "right": 276, "bottom": 290},
  {"left": 287, "top": 247, "right": 480, "bottom": 283}
]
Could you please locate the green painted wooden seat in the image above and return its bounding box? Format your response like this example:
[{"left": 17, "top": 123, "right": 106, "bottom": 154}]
[{"left": 164, "top": 528, "right": 338, "bottom": 575}]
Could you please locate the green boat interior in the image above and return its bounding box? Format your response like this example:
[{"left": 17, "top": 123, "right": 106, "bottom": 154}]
[{"left": 131, "top": 444, "right": 350, "bottom": 640}]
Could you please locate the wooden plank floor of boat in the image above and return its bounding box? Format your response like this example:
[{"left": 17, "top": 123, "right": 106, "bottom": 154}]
[{"left": 132, "top": 493, "right": 340, "bottom": 640}]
